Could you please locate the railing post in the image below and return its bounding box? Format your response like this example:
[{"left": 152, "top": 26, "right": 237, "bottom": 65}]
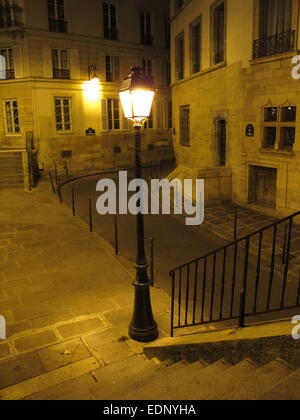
[
  {"left": 239, "top": 289, "right": 246, "bottom": 328},
  {"left": 49, "top": 171, "right": 56, "bottom": 194},
  {"left": 282, "top": 223, "right": 288, "bottom": 265},
  {"left": 170, "top": 271, "right": 175, "bottom": 338},
  {"left": 89, "top": 198, "right": 93, "bottom": 233},
  {"left": 150, "top": 237, "right": 154, "bottom": 287},
  {"left": 114, "top": 214, "right": 119, "bottom": 256},
  {"left": 281, "top": 218, "right": 293, "bottom": 309},
  {"left": 57, "top": 179, "right": 62, "bottom": 204}
]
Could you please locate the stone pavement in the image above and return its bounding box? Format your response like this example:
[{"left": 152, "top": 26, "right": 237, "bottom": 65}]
[{"left": 0, "top": 179, "right": 171, "bottom": 399}]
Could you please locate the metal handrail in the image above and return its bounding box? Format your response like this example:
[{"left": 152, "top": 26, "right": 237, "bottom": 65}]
[
  {"left": 56, "top": 159, "right": 175, "bottom": 195},
  {"left": 170, "top": 211, "right": 300, "bottom": 274},
  {"left": 170, "top": 210, "right": 300, "bottom": 337}
]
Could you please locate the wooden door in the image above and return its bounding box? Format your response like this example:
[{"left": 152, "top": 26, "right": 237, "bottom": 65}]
[{"left": 254, "top": 167, "right": 277, "bottom": 209}]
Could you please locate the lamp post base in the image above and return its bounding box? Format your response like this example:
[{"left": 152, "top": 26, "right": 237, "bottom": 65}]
[{"left": 129, "top": 280, "right": 159, "bottom": 343}]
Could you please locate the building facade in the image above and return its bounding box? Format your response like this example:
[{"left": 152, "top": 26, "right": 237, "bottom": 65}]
[
  {"left": 0, "top": 0, "right": 172, "bottom": 184},
  {"left": 170, "top": 0, "right": 300, "bottom": 217}
]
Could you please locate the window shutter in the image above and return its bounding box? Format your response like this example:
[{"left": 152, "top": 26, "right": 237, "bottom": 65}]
[
  {"left": 13, "top": 46, "right": 23, "bottom": 79},
  {"left": 120, "top": 105, "right": 129, "bottom": 130},
  {"left": 69, "top": 49, "right": 80, "bottom": 80},
  {"left": 113, "top": 56, "right": 120, "bottom": 82},
  {"left": 42, "top": 46, "right": 53, "bottom": 78},
  {"left": 101, "top": 99, "right": 108, "bottom": 131}
]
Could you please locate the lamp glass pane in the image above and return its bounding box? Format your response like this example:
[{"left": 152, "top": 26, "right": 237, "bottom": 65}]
[
  {"left": 131, "top": 90, "right": 154, "bottom": 118},
  {"left": 119, "top": 91, "right": 133, "bottom": 118}
]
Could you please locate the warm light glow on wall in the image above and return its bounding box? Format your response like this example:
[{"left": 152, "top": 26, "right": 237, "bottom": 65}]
[{"left": 82, "top": 78, "right": 101, "bottom": 103}]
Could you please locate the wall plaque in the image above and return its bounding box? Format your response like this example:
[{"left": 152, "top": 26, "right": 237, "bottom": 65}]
[{"left": 246, "top": 124, "right": 255, "bottom": 137}]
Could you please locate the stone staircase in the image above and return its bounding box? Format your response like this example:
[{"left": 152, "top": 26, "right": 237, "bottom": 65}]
[
  {"left": 0, "top": 151, "right": 24, "bottom": 189},
  {"left": 89, "top": 354, "right": 298, "bottom": 400},
  {"left": 2, "top": 321, "right": 299, "bottom": 400}
]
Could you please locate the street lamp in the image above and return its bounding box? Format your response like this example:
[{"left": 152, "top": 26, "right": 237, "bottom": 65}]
[{"left": 119, "top": 66, "right": 158, "bottom": 343}]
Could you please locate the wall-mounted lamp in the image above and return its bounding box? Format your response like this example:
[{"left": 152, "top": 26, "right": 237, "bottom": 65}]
[{"left": 88, "top": 65, "right": 100, "bottom": 84}]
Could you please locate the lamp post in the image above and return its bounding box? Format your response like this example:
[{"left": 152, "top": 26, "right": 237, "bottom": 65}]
[{"left": 119, "top": 67, "right": 158, "bottom": 343}]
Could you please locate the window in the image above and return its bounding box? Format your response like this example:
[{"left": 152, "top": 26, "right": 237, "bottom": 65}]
[
  {"left": 254, "top": 0, "right": 294, "bottom": 59},
  {"left": 180, "top": 105, "right": 190, "bottom": 146},
  {"left": 175, "top": 32, "right": 184, "bottom": 81},
  {"left": 190, "top": 18, "right": 201, "bottom": 74},
  {"left": 212, "top": 2, "right": 225, "bottom": 65},
  {"left": 103, "top": 2, "right": 118, "bottom": 41},
  {"left": 54, "top": 97, "right": 72, "bottom": 131},
  {"left": 0, "top": 0, "right": 23, "bottom": 28},
  {"left": 52, "top": 49, "right": 70, "bottom": 79},
  {"left": 107, "top": 99, "right": 120, "bottom": 130},
  {"left": 48, "top": 0, "right": 67, "bottom": 32},
  {"left": 0, "top": 48, "right": 14, "bottom": 79},
  {"left": 262, "top": 105, "right": 296, "bottom": 152},
  {"left": 142, "top": 59, "right": 152, "bottom": 77},
  {"left": 216, "top": 119, "right": 226, "bottom": 166},
  {"left": 105, "top": 55, "right": 120, "bottom": 82},
  {"left": 3, "top": 99, "right": 20, "bottom": 134},
  {"left": 141, "top": 12, "right": 153, "bottom": 46}
]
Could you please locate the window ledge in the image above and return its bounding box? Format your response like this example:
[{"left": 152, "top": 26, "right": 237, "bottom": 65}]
[
  {"left": 56, "top": 131, "right": 75, "bottom": 135},
  {"left": 171, "top": 62, "right": 227, "bottom": 87},
  {"left": 260, "top": 148, "right": 295, "bottom": 157},
  {"left": 249, "top": 51, "right": 298, "bottom": 66}
]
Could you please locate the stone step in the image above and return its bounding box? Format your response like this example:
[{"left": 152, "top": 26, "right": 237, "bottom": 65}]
[
  {"left": 117, "top": 360, "right": 222, "bottom": 400},
  {"left": 217, "top": 359, "right": 293, "bottom": 400},
  {"left": 256, "top": 368, "right": 300, "bottom": 400},
  {"left": 93, "top": 357, "right": 173, "bottom": 400},
  {"left": 111, "top": 360, "right": 203, "bottom": 400},
  {"left": 197, "top": 359, "right": 258, "bottom": 400}
]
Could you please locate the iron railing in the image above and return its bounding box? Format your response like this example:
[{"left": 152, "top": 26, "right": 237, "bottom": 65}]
[
  {"left": 49, "top": 18, "right": 68, "bottom": 33},
  {"left": 253, "top": 30, "right": 295, "bottom": 59},
  {"left": 170, "top": 211, "right": 300, "bottom": 337},
  {"left": 104, "top": 27, "right": 118, "bottom": 41},
  {"left": 53, "top": 68, "right": 70, "bottom": 80},
  {"left": 0, "top": 4, "right": 23, "bottom": 28},
  {"left": 26, "top": 131, "right": 40, "bottom": 189},
  {"left": 141, "top": 34, "right": 153, "bottom": 46}
]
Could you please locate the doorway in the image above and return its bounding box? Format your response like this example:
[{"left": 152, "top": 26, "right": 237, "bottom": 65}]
[
  {"left": 216, "top": 120, "right": 226, "bottom": 166},
  {"left": 250, "top": 166, "right": 277, "bottom": 209}
]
